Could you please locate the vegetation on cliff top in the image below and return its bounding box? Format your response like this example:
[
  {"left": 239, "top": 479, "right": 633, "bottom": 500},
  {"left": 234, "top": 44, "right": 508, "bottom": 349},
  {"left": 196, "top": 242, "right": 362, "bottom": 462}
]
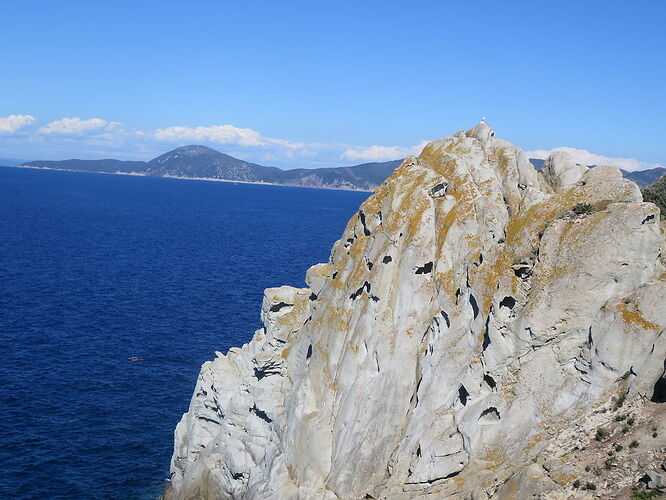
[{"left": 642, "top": 175, "right": 666, "bottom": 219}]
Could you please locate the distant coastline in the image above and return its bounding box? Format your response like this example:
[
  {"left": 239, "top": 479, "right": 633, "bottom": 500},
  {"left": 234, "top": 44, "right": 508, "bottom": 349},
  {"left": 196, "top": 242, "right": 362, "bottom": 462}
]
[
  {"left": 15, "top": 145, "right": 401, "bottom": 192},
  {"left": 2, "top": 164, "right": 375, "bottom": 193},
  {"left": 8, "top": 143, "right": 666, "bottom": 190}
]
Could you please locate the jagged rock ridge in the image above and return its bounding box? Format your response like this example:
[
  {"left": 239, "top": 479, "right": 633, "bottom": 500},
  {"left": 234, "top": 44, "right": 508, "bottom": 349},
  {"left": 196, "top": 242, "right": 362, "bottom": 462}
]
[{"left": 165, "top": 124, "right": 666, "bottom": 500}]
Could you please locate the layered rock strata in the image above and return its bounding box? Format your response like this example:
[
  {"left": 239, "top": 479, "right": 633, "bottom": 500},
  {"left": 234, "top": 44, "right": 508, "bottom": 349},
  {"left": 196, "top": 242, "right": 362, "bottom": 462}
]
[{"left": 164, "top": 123, "right": 666, "bottom": 500}]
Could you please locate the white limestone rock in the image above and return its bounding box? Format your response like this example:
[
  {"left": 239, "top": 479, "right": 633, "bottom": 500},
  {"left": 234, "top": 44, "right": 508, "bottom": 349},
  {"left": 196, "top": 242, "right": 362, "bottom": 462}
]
[
  {"left": 541, "top": 150, "right": 588, "bottom": 191},
  {"left": 164, "top": 123, "right": 666, "bottom": 500}
]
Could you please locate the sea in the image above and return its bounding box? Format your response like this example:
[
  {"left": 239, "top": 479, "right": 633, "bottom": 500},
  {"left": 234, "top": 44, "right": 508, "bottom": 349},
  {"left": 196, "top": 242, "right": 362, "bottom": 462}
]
[{"left": 0, "top": 166, "right": 368, "bottom": 499}]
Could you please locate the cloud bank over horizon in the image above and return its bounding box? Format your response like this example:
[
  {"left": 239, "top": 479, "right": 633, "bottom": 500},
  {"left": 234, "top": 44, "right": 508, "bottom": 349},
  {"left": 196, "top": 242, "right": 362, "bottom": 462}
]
[{"left": 0, "top": 113, "right": 662, "bottom": 172}]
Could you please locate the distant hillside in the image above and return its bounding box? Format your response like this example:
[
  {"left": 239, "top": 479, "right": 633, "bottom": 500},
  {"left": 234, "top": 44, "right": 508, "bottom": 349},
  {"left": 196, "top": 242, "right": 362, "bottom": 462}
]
[
  {"left": 642, "top": 173, "right": 666, "bottom": 219},
  {"left": 278, "top": 160, "right": 403, "bottom": 190},
  {"left": 621, "top": 167, "right": 666, "bottom": 188},
  {"left": 529, "top": 158, "right": 665, "bottom": 188},
  {"left": 21, "top": 146, "right": 664, "bottom": 191},
  {"left": 145, "top": 145, "right": 284, "bottom": 183},
  {"left": 144, "top": 146, "right": 402, "bottom": 189},
  {"left": 22, "top": 146, "right": 401, "bottom": 191}
]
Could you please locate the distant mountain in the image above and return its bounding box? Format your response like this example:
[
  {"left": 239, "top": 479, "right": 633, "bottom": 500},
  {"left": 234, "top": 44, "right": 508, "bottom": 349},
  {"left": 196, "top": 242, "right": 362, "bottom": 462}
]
[
  {"left": 145, "top": 145, "right": 284, "bottom": 183},
  {"left": 144, "top": 146, "right": 402, "bottom": 189},
  {"left": 21, "top": 145, "right": 401, "bottom": 191},
  {"left": 621, "top": 167, "right": 666, "bottom": 188},
  {"left": 20, "top": 146, "right": 665, "bottom": 191}
]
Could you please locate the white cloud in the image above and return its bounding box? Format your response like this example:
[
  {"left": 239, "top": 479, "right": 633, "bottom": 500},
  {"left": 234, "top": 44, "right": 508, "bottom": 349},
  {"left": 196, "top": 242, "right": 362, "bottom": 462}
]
[
  {"left": 152, "top": 123, "right": 327, "bottom": 162},
  {"left": 341, "top": 141, "right": 428, "bottom": 162},
  {"left": 526, "top": 146, "right": 664, "bottom": 172},
  {"left": 39, "top": 117, "right": 110, "bottom": 135},
  {"left": 154, "top": 124, "right": 265, "bottom": 146},
  {"left": 0, "top": 114, "right": 36, "bottom": 133}
]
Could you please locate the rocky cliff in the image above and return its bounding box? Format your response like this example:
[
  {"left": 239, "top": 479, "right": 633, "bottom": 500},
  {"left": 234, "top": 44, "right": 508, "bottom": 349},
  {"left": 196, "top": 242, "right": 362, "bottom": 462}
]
[{"left": 164, "top": 124, "right": 666, "bottom": 500}]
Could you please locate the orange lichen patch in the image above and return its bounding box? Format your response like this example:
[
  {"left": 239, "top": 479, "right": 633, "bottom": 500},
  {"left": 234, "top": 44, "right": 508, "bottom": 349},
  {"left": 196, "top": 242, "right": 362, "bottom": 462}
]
[
  {"left": 551, "top": 470, "right": 577, "bottom": 486},
  {"left": 452, "top": 476, "right": 465, "bottom": 489},
  {"left": 399, "top": 195, "right": 431, "bottom": 238},
  {"left": 435, "top": 201, "right": 464, "bottom": 246},
  {"left": 432, "top": 174, "right": 480, "bottom": 260},
  {"left": 505, "top": 185, "right": 591, "bottom": 250},
  {"left": 560, "top": 211, "right": 611, "bottom": 247},
  {"left": 418, "top": 143, "right": 445, "bottom": 166},
  {"left": 280, "top": 347, "right": 291, "bottom": 359},
  {"left": 307, "top": 262, "right": 333, "bottom": 279},
  {"left": 465, "top": 234, "right": 483, "bottom": 250},
  {"left": 275, "top": 314, "right": 296, "bottom": 329},
  {"left": 493, "top": 147, "right": 511, "bottom": 176},
  {"left": 616, "top": 301, "right": 659, "bottom": 331},
  {"left": 659, "top": 272, "right": 666, "bottom": 281},
  {"left": 473, "top": 247, "right": 516, "bottom": 314},
  {"left": 443, "top": 143, "right": 470, "bottom": 158},
  {"left": 417, "top": 142, "right": 461, "bottom": 180},
  {"left": 314, "top": 306, "right": 351, "bottom": 334},
  {"left": 507, "top": 176, "right": 640, "bottom": 256},
  {"left": 523, "top": 432, "right": 543, "bottom": 452},
  {"left": 362, "top": 159, "right": 435, "bottom": 240},
  {"left": 478, "top": 444, "right": 505, "bottom": 468},
  {"left": 274, "top": 300, "right": 308, "bottom": 331},
  {"left": 435, "top": 268, "right": 459, "bottom": 302},
  {"left": 589, "top": 199, "right": 617, "bottom": 212},
  {"left": 315, "top": 343, "right": 330, "bottom": 364},
  {"left": 347, "top": 255, "right": 369, "bottom": 286},
  {"left": 497, "top": 483, "right": 517, "bottom": 500},
  {"left": 361, "top": 178, "right": 390, "bottom": 211},
  {"left": 505, "top": 203, "right": 546, "bottom": 249},
  {"left": 328, "top": 271, "right": 347, "bottom": 290}
]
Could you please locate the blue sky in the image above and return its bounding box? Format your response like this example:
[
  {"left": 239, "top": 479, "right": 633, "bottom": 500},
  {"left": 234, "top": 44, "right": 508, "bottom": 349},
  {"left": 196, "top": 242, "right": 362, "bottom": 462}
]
[{"left": 1, "top": 0, "right": 664, "bottom": 170}]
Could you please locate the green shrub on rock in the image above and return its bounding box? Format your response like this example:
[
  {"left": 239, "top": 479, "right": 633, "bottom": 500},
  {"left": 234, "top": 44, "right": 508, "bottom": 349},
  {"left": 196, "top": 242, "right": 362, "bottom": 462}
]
[{"left": 572, "top": 203, "right": 593, "bottom": 215}]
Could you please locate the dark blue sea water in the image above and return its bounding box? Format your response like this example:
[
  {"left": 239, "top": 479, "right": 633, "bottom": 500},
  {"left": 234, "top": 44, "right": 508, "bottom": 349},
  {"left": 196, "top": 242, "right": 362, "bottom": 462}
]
[{"left": 0, "top": 167, "right": 367, "bottom": 500}]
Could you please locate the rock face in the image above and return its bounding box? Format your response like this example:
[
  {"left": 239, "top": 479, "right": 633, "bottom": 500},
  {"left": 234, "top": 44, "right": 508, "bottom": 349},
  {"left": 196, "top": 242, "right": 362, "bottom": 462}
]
[{"left": 164, "top": 124, "right": 666, "bottom": 500}]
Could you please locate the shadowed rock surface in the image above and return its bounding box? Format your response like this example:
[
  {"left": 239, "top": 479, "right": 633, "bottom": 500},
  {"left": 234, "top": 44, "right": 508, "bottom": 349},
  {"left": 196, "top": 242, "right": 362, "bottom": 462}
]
[{"left": 164, "top": 124, "right": 666, "bottom": 500}]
